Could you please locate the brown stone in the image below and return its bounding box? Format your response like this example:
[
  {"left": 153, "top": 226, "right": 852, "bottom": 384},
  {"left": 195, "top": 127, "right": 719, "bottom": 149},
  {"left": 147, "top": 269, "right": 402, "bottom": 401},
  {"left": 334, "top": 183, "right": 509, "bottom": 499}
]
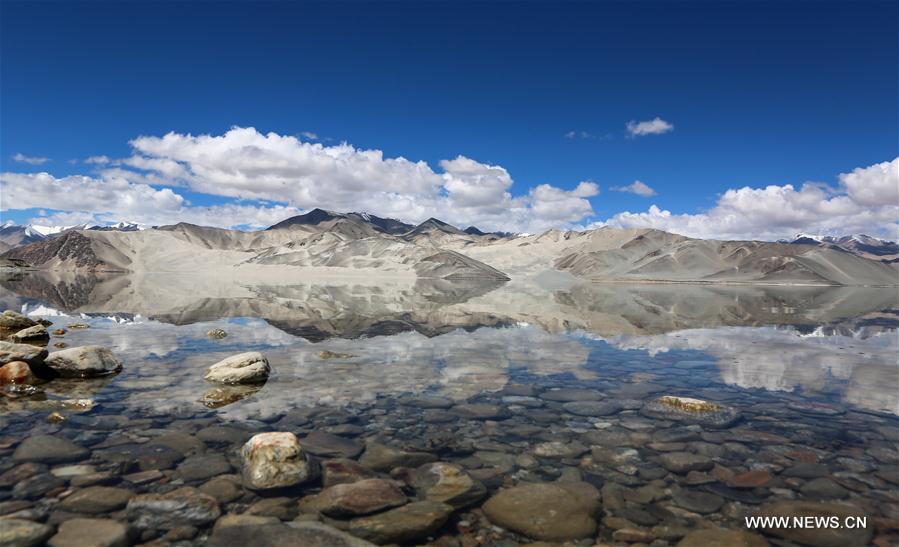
[
  {"left": 0, "top": 361, "right": 42, "bottom": 385},
  {"left": 727, "top": 470, "right": 773, "bottom": 489}
]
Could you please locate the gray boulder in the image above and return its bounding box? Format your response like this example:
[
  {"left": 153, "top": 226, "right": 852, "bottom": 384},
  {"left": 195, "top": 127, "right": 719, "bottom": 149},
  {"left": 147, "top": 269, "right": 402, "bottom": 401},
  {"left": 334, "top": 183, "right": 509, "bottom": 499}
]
[{"left": 45, "top": 345, "right": 123, "bottom": 377}]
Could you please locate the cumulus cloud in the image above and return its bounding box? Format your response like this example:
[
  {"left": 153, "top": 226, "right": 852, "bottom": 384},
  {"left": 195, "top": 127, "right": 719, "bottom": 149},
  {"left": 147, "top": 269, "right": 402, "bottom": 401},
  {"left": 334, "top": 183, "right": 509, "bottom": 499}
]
[
  {"left": 611, "top": 180, "right": 656, "bottom": 197},
  {"left": 299, "top": 131, "right": 319, "bottom": 140},
  {"left": 11, "top": 153, "right": 49, "bottom": 165},
  {"left": 84, "top": 155, "right": 111, "bottom": 165},
  {"left": 103, "top": 127, "right": 597, "bottom": 232},
  {"left": 625, "top": 117, "right": 673, "bottom": 137},
  {"left": 596, "top": 158, "right": 899, "bottom": 240},
  {"left": 1, "top": 127, "right": 600, "bottom": 233},
  {"left": 0, "top": 171, "right": 302, "bottom": 229}
]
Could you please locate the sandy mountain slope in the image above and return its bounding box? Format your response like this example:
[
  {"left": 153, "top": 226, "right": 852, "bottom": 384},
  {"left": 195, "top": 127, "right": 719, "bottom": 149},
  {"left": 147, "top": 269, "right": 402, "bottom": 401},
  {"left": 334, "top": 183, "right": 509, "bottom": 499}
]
[
  {"left": 786, "top": 234, "right": 899, "bottom": 266},
  {"left": 3, "top": 210, "right": 896, "bottom": 286},
  {"left": 1, "top": 215, "right": 510, "bottom": 281},
  {"left": 460, "top": 227, "right": 899, "bottom": 286}
]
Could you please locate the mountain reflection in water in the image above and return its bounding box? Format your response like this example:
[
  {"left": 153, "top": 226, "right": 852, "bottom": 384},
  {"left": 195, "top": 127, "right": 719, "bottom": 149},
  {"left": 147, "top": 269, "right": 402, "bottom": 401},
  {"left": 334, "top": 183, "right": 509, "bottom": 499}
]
[{"left": 1, "top": 271, "right": 897, "bottom": 416}]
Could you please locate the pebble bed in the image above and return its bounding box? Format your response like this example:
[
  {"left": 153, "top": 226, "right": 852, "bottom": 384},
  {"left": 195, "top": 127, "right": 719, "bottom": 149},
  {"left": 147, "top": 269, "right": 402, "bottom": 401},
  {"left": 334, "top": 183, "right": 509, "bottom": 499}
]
[{"left": 0, "top": 308, "right": 897, "bottom": 546}]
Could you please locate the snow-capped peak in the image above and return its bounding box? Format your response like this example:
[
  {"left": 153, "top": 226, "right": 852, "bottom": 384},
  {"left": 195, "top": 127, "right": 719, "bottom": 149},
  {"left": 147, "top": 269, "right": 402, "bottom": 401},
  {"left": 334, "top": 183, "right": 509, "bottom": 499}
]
[{"left": 29, "top": 224, "right": 82, "bottom": 236}]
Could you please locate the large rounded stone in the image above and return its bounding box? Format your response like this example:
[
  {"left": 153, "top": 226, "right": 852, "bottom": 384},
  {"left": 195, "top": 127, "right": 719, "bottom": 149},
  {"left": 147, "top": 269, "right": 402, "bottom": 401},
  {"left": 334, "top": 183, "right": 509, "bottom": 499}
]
[
  {"left": 208, "top": 522, "right": 375, "bottom": 547},
  {"left": 204, "top": 352, "right": 270, "bottom": 384},
  {"left": 13, "top": 435, "right": 89, "bottom": 464},
  {"left": 48, "top": 518, "right": 129, "bottom": 547},
  {"left": 0, "top": 519, "right": 54, "bottom": 547},
  {"left": 302, "top": 431, "right": 364, "bottom": 458},
  {"left": 322, "top": 459, "right": 378, "bottom": 487},
  {"left": 303, "top": 478, "right": 407, "bottom": 517},
  {"left": 641, "top": 396, "right": 740, "bottom": 428},
  {"left": 482, "top": 481, "right": 600, "bottom": 541},
  {"left": 9, "top": 325, "right": 49, "bottom": 343},
  {"left": 126, "top": 487, "right": 220, "bottom": 530},
  {"left": 58, "top": 486, "right": 134, "bottom": 514},
  {"left": 410, "top": 462, "right": 486, "bottom": 509},
  {"left": 753, "top": 501, "right": 872, "bottom": 547},
  {"left": 0, "top": 361, "right": 43, "bottom": 385},
  {"left": 347, "top": 501, "right": 453, "bottom": 545},
  {"left": 0, "top": 341, "right": 48, "bottom": 366},
  {"left": 0, "top": 310, "right": 38, "bottom": 330},
  {"left": 677, "top": 529, "right": 769, "bottom": 546},
  {"left": 451, "top": 403, "right": 509, "bottom": 420},
  {"left": 45, "top": 346, "right": 123, "bottom": 378},
  {"left": 539, "top": 388, "right": 602, "bottom": 402},
  {"left": 359, "top": 442, "right": 436, "bottom": 472},
  {"left": 241, "top": 432, "right": 311, "bottom": 490},
  {"left": 563, "top": 400, "right": 624, "bottom": 417},
  {"left": 659, "top": 452, "right": 714, "bottom": 474}
]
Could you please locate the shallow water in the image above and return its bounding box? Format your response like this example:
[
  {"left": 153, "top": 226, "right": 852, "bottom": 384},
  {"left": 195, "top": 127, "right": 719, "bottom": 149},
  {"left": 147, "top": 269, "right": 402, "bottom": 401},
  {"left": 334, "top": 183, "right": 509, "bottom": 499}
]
[{"left": 1, "top": 272, "right": 898, "bottom": 545}]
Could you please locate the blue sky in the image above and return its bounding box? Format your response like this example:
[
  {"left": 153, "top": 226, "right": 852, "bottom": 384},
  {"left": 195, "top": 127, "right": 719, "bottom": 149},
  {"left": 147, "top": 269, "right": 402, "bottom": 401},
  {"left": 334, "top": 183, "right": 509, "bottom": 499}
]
[{"left": 1, "top": 1, "right": 897, "bottom": 238}]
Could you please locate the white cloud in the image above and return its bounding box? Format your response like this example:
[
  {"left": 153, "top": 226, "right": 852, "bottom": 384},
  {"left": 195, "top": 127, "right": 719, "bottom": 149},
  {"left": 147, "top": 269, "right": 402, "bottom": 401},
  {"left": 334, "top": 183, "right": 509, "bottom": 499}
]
[
  {"left": 625, "top": 117, "right": 673, "bottom": 137},
  {"left": 84, "top": 155, "right": 111, "bottom": 165},
  {"left": 596, "top": 158, "right": 899, "bottom": 240},
  {"left": 564, "top": 130, "right": 594, "bottom": 140},
  {"left": 0, "top": 171, "right": 302, "bottom": 229},
  {"left": 12, "top": 153, "right": 49, "bottom": 165},
  {"left": 1, "top": 127, "right": 600, "bottom": 233},
  {"left": 299, "top": 131, "right": 319, "bottom": 140},
  {"left": 840, "top": 158, "right": 899, "bottom": 207},
  {"left": 611, "top": 180, "right": 656, "bottom": 197},
  {"left": 104, "top": 127, "right": 597, "bottom": 232}
]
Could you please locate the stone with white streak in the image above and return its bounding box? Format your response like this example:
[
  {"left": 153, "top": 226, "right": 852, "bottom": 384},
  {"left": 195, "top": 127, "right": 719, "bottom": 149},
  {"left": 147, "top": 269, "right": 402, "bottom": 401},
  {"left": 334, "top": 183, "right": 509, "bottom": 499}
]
[{"left": 205, "top": 352, "right": 270, "bottom": 384}]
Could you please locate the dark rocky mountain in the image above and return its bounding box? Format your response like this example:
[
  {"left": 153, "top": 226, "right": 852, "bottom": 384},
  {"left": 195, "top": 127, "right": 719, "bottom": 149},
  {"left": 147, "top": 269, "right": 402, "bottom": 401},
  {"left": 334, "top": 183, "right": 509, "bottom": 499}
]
[{"left": 267, "top": 208, "right": 414, "bottom": 235}]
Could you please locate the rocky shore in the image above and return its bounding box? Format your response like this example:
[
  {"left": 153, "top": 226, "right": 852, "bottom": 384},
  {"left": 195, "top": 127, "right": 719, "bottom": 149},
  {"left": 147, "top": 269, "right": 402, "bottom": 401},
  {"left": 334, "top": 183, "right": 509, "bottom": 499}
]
[{"left": 1, "top": 309, "right": 898, "bottom": 546}]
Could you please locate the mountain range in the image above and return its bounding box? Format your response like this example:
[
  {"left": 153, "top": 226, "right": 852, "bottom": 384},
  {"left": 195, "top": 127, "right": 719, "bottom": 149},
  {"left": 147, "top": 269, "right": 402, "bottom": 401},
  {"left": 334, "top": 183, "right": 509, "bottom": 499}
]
[
  {"left": 0, "top": 220, "right": 145, "bottom": 253},
  {"left": 780, "top": 233, "right": 899, "bottom": 265},
  {"left": 1, "top": 209, "right": 897, "bottom": 286}
]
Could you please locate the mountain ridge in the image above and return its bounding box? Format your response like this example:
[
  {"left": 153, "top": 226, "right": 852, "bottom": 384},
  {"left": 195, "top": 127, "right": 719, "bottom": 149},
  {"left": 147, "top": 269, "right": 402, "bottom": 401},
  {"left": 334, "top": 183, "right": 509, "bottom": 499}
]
[{"left": 2, "top": 211, "right": 897, "bottom": 286}]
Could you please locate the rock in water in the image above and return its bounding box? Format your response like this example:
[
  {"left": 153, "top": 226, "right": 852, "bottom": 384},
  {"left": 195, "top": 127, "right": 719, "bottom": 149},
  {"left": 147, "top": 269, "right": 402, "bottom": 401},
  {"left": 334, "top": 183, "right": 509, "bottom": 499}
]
[
  {"left": 201, "top": 384, "right": 263, "bottom": 408},
  {"left": 45, "top": 346, "right": 123, "bottom": 378},
  {"left": 126, "top": 487, "right": 221, "bottom": 530},
  {"left": 207, "top": 328, "right": 227, "bottom": 339},
  {"left": 641, "top": 395, "right": 740, "bottom": 428},
  {"left": 409, "top": 462, "right": 486, "bottom": 509},
  {"left": 302, "top": 431, "right": 364, "bottom": 459},
  {"left": 9, "top": 325, "right": 49, "bottom": 342},
  {"left": 347, "top": 501, "right": 453, "bottom": 545},
  {"left": 676, "top": 529, "right": 769, "bottom": 546},
  {"left": 205, "top": 352, "right": 270, "bottom": 384},
  {"left": 0, "top": 310, "right": 38, "bottom": 330},
  {"left": 48, "top": 518, "right": 129, "bottom": 547},
  {"left": 58, "top": 486, "right": 134, "bottom": 514},
  {"left": 359, "top": 442, "right": 436, "bottom": 471},
  {"left": 13, "top": 435, "right": 90, "bottom": 464},
  {"left": 0, "top": 519, "right": 54, "bottom": 547},
  {"left": 482, "top": 481, "right": 600, "bottom": 541},
  {"left": 752, "top": 501, "right": 871, "bottom": 547},
  {"left": 241, "top": 432, "right": 311, "bottom": 490},
  {"left": 301, "top": 478, "right": 407, "bottom": 517},
  {"left": 208, "top": 522, "right": 376, "bottom": 547},
  {"left": 0, "top": 361, "right": 43, "bottom": 385},
  {"left": 0, "top": 341, "right": 48, "bottom": 366}
]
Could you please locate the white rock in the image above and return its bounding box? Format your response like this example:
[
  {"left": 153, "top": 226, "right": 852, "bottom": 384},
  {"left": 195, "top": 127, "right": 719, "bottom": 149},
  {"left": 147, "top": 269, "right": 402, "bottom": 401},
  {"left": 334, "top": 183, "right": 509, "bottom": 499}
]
[
  {"left": 241, "top": 432, "right": 311, "bottom": 490},
  {"left": 45, "top": 346, "right": 123, "bottom": 378},
  {"left": 204, "top": 352, "right": 270, "bottom": 385}
]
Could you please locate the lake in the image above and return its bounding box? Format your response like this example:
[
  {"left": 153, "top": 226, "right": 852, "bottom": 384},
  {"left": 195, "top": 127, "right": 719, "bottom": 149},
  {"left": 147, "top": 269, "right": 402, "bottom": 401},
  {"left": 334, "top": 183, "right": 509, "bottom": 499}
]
[{"left": 1, "top": 272, "right": 897, "bottom": 545}]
